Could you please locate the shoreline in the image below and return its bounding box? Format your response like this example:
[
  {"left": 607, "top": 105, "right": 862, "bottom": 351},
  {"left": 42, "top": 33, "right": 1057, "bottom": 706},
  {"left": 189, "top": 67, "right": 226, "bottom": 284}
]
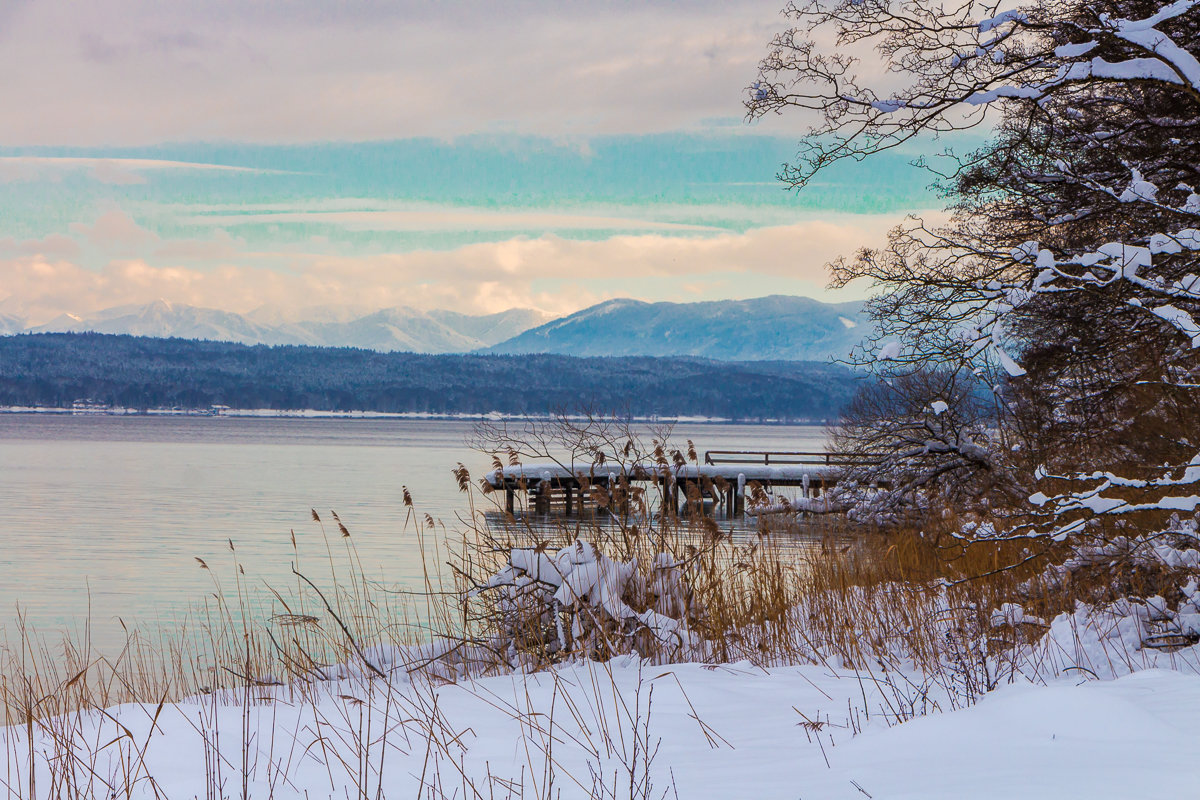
[{"left": 0, "top": 406, "right": 836, "bottom": 425}]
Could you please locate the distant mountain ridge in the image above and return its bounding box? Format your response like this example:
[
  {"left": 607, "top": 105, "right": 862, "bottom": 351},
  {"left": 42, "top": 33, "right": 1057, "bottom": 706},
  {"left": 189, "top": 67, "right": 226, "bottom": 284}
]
[
  {"left": 4, "top": 295, "right": 871, "bottom": 360},
  {"left": 19, "top": 301, "right": 552, "bottom": 354},
  {"left": 0, "top": 313, "right": 25, "bottom": 336},
  {"left": 486, "top": 295, "right": 868, "bottom": 361}
]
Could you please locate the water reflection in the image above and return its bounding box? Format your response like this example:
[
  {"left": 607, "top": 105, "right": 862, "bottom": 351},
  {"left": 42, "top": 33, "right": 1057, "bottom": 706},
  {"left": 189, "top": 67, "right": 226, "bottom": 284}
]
[{"left": 0, "top": 415, "right": 830, "bottom": 653}]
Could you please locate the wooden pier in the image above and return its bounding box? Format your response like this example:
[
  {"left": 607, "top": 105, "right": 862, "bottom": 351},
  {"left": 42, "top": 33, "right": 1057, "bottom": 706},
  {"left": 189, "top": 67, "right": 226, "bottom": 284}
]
[{"left": 485, "top": 450, "right": 871, "bottom": 518}]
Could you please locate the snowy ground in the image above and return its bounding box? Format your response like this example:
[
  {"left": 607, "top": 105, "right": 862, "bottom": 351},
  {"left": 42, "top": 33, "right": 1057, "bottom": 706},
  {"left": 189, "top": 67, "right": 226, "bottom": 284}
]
[{"left": 4, "top": 655, "right": 1198, "bottom": 799}]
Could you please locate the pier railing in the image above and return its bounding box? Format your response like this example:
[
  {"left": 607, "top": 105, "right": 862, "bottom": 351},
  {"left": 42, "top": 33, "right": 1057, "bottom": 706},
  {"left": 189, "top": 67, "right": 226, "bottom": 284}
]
[{"left": 703, "top": 450, "right": 878, "bottom": 466}]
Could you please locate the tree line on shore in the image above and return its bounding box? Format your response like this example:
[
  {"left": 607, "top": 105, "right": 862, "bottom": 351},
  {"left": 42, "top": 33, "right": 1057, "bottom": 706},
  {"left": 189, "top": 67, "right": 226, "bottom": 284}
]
[{"left": 0, "top": 332, "right": 859, "bottom": 420}]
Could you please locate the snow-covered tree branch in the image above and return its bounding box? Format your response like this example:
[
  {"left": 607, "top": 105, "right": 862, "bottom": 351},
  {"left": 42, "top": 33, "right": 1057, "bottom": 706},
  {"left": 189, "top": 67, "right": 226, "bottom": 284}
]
[{"left": 750, "top": 0, "right": 1200, "bottom": 543}]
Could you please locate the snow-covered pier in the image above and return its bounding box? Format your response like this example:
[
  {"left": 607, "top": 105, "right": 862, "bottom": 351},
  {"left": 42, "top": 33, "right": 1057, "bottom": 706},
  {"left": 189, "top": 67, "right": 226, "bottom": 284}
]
[{"left": 485, "top": 450, "right": 867, "bottom": 517}]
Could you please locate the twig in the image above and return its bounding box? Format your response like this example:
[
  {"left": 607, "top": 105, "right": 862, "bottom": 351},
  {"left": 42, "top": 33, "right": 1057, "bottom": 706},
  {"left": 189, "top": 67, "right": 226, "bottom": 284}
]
[{"left": 291, "top": 564, "right": 387, "bottom": 680}]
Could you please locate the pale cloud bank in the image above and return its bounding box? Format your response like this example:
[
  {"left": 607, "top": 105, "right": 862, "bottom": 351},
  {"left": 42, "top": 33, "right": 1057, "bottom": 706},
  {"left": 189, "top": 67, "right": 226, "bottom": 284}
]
[
  {"left": 0, "top": 213, "right": 927, "bottom": 324},
  {"left": 0, "top": 156, "right": 278, "bottom": 184},
  {"left": 189, "top": 210, "right": 723, "bottom": 234},
  {"left": 0, "top": 1, "right": 792, "bottom": 145}
]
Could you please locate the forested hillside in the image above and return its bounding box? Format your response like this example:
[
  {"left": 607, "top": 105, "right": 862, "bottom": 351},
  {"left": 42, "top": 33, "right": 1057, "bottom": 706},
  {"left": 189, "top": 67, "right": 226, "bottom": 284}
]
[{"left": 0, "top": 333, "right": 859, "bottom": 420}]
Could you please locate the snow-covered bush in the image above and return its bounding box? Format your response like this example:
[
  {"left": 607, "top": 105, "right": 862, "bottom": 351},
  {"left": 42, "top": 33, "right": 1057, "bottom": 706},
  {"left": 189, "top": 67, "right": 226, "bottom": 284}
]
[
  {"left": 470, "top": 541, "right": 703, "bottom": 666},
  {"left": 829, "top": 367, "right": 1022, "bottom": 525}
]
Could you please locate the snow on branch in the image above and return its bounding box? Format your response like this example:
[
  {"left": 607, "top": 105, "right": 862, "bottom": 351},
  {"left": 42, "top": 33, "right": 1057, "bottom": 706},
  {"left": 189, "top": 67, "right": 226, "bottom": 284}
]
[
  {"left": 748, "top": 1, "right": 1200, "bottom": 185},
  {"left": 1026, "top": 455, "right": 1200, "bottom": 540}
]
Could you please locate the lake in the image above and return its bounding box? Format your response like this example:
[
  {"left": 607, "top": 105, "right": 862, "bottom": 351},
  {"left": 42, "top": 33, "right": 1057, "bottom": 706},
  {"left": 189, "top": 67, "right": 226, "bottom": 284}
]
[{"left": 0, "top": 415, "right": 829, "bottom": 653}]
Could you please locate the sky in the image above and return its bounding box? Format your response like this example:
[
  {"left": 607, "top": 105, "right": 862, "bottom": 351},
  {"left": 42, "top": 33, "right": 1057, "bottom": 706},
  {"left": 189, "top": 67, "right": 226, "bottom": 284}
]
[{"left": 0, "top": 0, "right": 954, "bottom": 324}]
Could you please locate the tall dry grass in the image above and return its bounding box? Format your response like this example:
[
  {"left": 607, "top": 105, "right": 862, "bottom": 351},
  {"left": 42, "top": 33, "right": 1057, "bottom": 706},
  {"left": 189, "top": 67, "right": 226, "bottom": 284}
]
[{"left": 3, "top": 463, "right": 1171, "bottom": 723}]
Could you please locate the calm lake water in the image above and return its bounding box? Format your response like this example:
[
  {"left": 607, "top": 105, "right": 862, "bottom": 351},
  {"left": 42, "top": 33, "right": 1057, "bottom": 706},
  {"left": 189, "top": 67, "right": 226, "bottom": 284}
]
[{"left": 0, "top": 415, "right": 828, "bottom": 653}]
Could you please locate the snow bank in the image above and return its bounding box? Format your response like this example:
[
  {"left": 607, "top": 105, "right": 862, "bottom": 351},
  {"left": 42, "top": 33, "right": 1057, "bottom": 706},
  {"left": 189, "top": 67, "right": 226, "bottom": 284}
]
[{"left": 4, "top": 657, "right": 1197, "bottom": 799}]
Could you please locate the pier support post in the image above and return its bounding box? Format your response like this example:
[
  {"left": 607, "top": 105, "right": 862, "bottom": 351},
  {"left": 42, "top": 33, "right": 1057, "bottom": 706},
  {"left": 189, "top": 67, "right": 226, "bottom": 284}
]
[
  {"left": 506, "top": 487, "right": 515, "bottom": 514},
  {"left": 565, "top": 484, "right": 574, "bottom": 516},
  {"left": 682, "top": 480, "right": 697, "bottom": 518}
]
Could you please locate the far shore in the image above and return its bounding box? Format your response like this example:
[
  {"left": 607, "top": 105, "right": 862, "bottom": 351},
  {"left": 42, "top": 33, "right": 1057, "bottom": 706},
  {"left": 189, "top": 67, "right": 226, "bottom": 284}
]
[{"left": 0, "top": 406, "right": 835, "bottom": 425}]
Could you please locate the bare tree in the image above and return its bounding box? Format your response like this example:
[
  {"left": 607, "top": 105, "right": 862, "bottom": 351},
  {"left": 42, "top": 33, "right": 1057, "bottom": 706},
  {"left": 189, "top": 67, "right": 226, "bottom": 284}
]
[
  {"left": 832, "top": 365, "right": 1023, "bottom": 524},
  {"left": 748, "top": 0, "right": 1200, "bottom": 540}
]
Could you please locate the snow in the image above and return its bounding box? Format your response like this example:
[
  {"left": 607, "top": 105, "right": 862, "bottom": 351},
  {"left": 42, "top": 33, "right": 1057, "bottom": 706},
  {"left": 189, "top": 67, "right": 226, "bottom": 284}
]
[
  {"left": 1118, "top": 169, "right": 1159, "bottom": 202},
  {"left": 930, "top": 399, "right": 949, "bottom": 415},
  {"left": 978, "top": 9, "right": 1027, "bottom": 32},
  {"left": 0, "top": 406, "right": 752, "bottom": 423},
  {"left": 1113, "top": 16, "right": 1200, "bottom": 89},
  {"left": 831, "top": 670, "right": 1199, "bottom": 798},
  {"left": 837, "top": 315, "right": 858, "bottom": 329},
  {"left": 990, "top": 602, "right": 1046, "bottom": 628},
  {"left": 485, "top": 461, "right": 845, "bottom": 488},
  {"left": 994, "top": 345, "right": 1027, "bottom": 377},
  {"left": 1095, "top": 241, "right": 1153, "bottom": 271},
  {"left": 1055, "top": 41, "right": 1099, "bottom": 58},
  {"left": 1011, "top": 240, "right": 1039, "bottom": 262},
  {"left": 1151, "top": 303, "right": 1200, "bottom": 346},
  {"left": 877, "top": 340, "right": 902, "bottom": 360},
  {"left": 1149, "top": 232, "right": 1183, "bottom": 254},
  {"left": 966, "top": 84, "right": 1045, "bottom": 105},
  {"left": 1118, "top": 0, "right": 1200, "bottom": 31},
  {"left": 4, "top": 656, "right": 1197, "bottom": 799},
  {"left": 1062, "top": 55, "right": 1191, "bottom": 86},
  {"left": 1173, "top": 228, "right": 1200, "bottom": 249},
  {"left": 6, "top": 527, "right": 1200, "bottom": 797},
  {"left": 745, "top": 495, "right": 849, "bottom": 515}
]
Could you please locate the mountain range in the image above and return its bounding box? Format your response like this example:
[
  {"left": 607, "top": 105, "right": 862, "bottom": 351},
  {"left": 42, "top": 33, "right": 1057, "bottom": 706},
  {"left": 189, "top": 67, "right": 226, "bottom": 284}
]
[
  {"left": 1, "top": 295, "right": 869, "bottom": 361},
  {"left": 486, "top": 296, "right": 868, "bottom": 362},
  {"left": 13, "top": 301, "right": 552, "bottom": 354}
]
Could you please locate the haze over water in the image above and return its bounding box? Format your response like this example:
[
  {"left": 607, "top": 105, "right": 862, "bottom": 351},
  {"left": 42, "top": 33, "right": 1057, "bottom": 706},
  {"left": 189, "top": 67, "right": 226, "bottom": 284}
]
[{"left": 0, "top": 415, "right": 828, "bottom": 653}]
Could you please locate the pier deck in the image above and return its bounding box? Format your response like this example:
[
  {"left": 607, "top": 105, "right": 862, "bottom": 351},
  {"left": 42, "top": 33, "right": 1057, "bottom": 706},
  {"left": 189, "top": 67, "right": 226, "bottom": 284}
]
[{"left": 485, "top": 451, "right": 868, "bottom": 517}]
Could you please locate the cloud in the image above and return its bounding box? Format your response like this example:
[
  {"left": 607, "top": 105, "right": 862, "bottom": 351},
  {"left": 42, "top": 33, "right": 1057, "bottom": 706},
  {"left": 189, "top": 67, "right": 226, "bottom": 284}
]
[
  {"left": 1, "top": 213, "right": 922, "bottom": 324},
  {"left": 0, "top": 233, "right": 81, "bottom": 258},
  {"left": 0, "top": 157, "right": 277, "bottom": 183},
  {"left": 189, "top": 209, "right": 723, "bottom": 234},
  {"left": 151, "top": 229, "right": 241, "bottom": 260},
  {"left": 0, "top": 1, "right": 793, "bottom": 145},
  {"left": 87, "top": 160, "right": 148, "bottom": 185},
  {"left": 69, "top": 211, "right": 159, "bottom": 251},
  {"left": 80, "top": 29, "right": 208, "bottom": 65}
]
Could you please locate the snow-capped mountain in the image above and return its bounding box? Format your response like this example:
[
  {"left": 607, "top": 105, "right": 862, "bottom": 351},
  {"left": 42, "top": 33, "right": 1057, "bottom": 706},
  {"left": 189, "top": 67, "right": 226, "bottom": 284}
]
[
  {"left": 19, "top": 301, "right": 554, "bottom": 353},
  {"left": 32, "top": 300, "right": 283, "bottom": 344},
  {"left": 8, "top": 296, "right": 866, "bottom": 360},
  {"left": 0, "top": 313, "right": 26, "bottom": 336},
  {"left": 306, "top": 307, "right": 483, "bottom": 353},
  {"left": 486, "top": 295, "right": 870, "bottom": 361},
  {"left": 428, "top": 308, "right": 552, "bottom": 348}
]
